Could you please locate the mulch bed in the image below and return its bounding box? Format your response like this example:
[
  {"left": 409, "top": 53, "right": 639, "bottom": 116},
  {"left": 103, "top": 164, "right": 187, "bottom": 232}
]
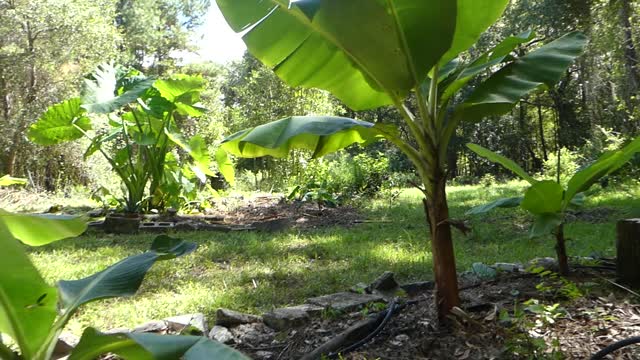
[{"left": 231, "top": 268, "right": 640, "bottom": 360}]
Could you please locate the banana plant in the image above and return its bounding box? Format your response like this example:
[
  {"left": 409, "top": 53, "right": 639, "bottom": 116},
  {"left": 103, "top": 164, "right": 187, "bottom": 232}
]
[
  {"left": 0, "top": 209, "right": 247, "bottom": 360},
  {"left": 0, "top": 175, "right": 27, "bottom": 187},
  {"left": 28, "top": 64, "right": 228, "bottom": 213},
  {"left": 214, "top": 0, "right": 587, "bottom": 318},
  {"left": 467, "top": 137, "right": 640, "bottom": 275}
]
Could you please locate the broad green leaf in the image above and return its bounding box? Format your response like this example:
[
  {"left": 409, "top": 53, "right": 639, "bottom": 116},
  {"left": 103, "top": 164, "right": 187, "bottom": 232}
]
[
  {"left": 153, "top": 75, "right": 206, "bottom": 116},
  {"left": 0, "top": 175, "right": 27, "bottom": 186},
  {"left": 441, "top": 31, "right": 535, "bottom": 103},
  {"left": 467, "top": 143, "right": 536, "bottom": 184},
  {"left": 0, "top": 209, "right": 87, "bottom": 246},
  {"left": 28, "top": 99, "right": 92, "bottom": 145},
  {"left": 215, "top": 147, "right": 235, "bottom": 186},
  {"left": 84, "top": 128, "right": 122, "bottom": 159},
  {"left": 57, "top": 235, "right": 196, "bottom": 313},
  {"left": 220, "top": 116, "right": 384, "bottom": 159},
  {"left": 521, "top": 181, "right": 564, "bottom": 215},
  {"left": 530, "top": 213, "right": 563, "bottom": 238},
  {"left": 455, "top": 32, "right": 588, "bottom": 122},
  {"left": 439, "top": 0, "right": 511, "bottom": 66},
  {"left": 82, "top": 63, "right": 155, "bottom": 114},
  {"left": 216, "top": 0, "right": 458, "bottom": 110},
  {"left": 70, "top": 328, "right": 249, "bottom": 360},
  {"left": 565, "top": 136, "right": 640, "bottom": 207},
  {"left": 466, "top": 197, "right": 523, "bottom": 215},
  {"left": 165, "top": 132, "right": 216, "bottom": 180},
  {"left": 0, "top": 224, "right": 58, "bottom": 359}
]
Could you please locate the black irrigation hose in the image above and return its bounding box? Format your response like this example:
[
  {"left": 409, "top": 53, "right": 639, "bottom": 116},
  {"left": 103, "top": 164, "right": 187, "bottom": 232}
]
[
  {"left": 590, "top": 336, "right": 640, "bottom": 359},
  {"left": 326, "top": 299, "right": 400, "bottom": 359}
]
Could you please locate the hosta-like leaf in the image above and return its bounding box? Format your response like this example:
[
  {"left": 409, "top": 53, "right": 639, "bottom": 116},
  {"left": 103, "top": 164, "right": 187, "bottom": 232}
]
[
  {"left": 565, "top": 136, "right": 640, "bottom": 207},
  {"left": 466, "top": 197, "right": 523, "bottom": 215},
  {"left": 467, "top": 143, "right": 536, "bottom": 184},
  {"left": 57, "top": 235, "right": 196, "bottom": 313},
  {"left": 455, "top": 31, "right": 588, "bottom": 122},
  {"left": 521, "top": 181, "right": 564, "bottom": 215},
  {"left": 0, "top": 175, "right": 27, "bottom": 186},
  {"left": 153, "top": 75, "right": 206, "bottom": 116},
  {"left": 220, "top": 116, "right": 384, "bottom": 159},
  {"left": 28, "top": 98, "right": 92, "bottom": 145},
  {"left": 530, "top": 213, "right": 563, "bottom": 238},
  {"left": 82, "top": 63, "right": 155, "bottom": 114},
  {"left": 70, "top": 328, "right": 249, "bottom": 360},
  {"left": 215, "top": 147, "right": 235, "bottom": 186},
  {"left": 0, "top": 209, "right": 85, "bottom": 358},
  {"left": 0, "top": 209, "right": 87, "bottom": 246},
  {"left": 165, "top": 132, "right": 216, "bottom": 181}
]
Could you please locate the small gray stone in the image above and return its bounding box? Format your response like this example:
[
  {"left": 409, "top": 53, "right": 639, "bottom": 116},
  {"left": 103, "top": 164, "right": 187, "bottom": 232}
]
[
  {"left": 263, "top": 305, "right": 323, "bottom": 331},
  {"left": 528, "top": 257, "right": 558, "bottom": 271},
  {"left": 133, "top": 320, "right": 167, "bottom": 333},
  {"left": 52, "top": 333, "right": 79, "bottom": 359},
  {"left": 87, "top": 208, "right": 106, "bottom": 218},
  {"left": 255, "top": 350, "right": 274, "bottom": 359},
  {"left": 209, "top": 325, "right": 234, "bottom": 344},
  {"left": 164, "top": 313, "right": 207, "bottom": 334},
  {"left": 216, "top": 308, "right": 262, "bottom": 327},
  {"left": 493, "top": 262, "right": 524, "bottom": 272},
  {"left": 307, "top": 292, "right": 384, "bottom": 312},
  {"left": 369, "top": 271, "right": 399, "bottom": 292},
  {"left": 395, "top": 334, "right": 410, "bottom": 342}
]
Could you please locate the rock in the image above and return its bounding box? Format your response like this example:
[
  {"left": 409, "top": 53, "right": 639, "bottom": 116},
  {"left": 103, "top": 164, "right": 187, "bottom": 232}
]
[
  {"left": 209, "top": 325, "right": 234, "bottom": 344},
  {"left": 369, "top": 271, "right": 399, "bottom": 292},
  {"left": 395, "top": 334, "right": 410, "bottom": 342},
  {"left": 493, "top": 262, "right": 524, "bottom": 272},
  {"left": 263, "top": 304, "right": 323, "bottom": 331},
  {"left": 166, "top": 207, "right": 178, "bottom": 216},
  {"left": 133, "top": 320, "right": 167, "bottom": 333},
  {"left": 52, "top": 333, "right": 79, "bottom": 360},
  {"left": 164, "top": 313, "right": 207, "bottom": 334},
  {"left": 307, "top": 292, "right": 384, "bottom": 312},
  {"left": 400, "top": 281, "right": 435, "bottom": 296},
  {"left": 528, "top": 257, "right": 558, "bottom": 271},
  {"left": 87, "top": 208, "right": 106, "bottom": 218},
  {"left": 255, "top": 351, "right": 274, "bottom": 359},
  {"left": 472, "top": 262, "right": 497, "bottom": 280},
  {"left": 231, "top": 323, "right": 274, "bottom": 345},
  {"left": 216, "top": 308, "right": 262, "bottom": 327}
]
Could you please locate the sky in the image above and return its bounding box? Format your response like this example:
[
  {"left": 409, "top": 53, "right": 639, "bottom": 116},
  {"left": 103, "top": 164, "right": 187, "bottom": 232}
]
[{"left": 185, "top": 3, "right": 247, "bottom": 64}]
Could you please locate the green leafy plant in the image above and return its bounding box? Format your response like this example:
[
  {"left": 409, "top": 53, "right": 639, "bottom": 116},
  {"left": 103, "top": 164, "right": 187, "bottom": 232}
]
[
  {"left": 0, "top": 175, "right": 27, "bottom": 187},
  {"left": 0, "top": 209, "right": 247, "bottom": 360},
  {"left": 467, "top": 136, "right": 640, "bottom": 274},
  {"left": 28, "top": 63, "right": 232, "bottom": 213},
  {"left": 287, "top": 180, "right": 338, "bottom": 210},
  {"left": 214, "top": 1, "right": 587, "bottom": 318}
]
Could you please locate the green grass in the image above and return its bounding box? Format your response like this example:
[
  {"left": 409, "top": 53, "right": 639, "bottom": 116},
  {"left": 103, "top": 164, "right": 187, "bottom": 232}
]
[{"left": 26, "top": 180, "right": 640, "bottom": 335}]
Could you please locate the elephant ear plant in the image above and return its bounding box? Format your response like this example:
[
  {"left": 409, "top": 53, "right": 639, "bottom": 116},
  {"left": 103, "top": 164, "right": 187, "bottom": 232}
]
[
  {"left": 28, "top": 63, "right": 232, "bottom": 213},
  {"left": 467, "top": 137, "right": 640, "bottom": 275},
  {"left": 0, "top": 210, "right": 247, "bottom": 360},
  {"left": 214, "top": 0, "right": 588, "bottom": 318}
]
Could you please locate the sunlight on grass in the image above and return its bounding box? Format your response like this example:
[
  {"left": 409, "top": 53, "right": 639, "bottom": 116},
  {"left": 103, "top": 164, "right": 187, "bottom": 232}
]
[{"left": 27, "top": 180, "right": 639, "bottom": 334}]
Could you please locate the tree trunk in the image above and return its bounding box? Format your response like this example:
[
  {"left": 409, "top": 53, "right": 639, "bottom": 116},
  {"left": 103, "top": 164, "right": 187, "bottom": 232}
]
[
  {"left": 555, "top": 224, "right": 569, "bottom": 276},
  {"left": 538, "top": 105, "right": 548, "bottom": 162},
  {"left": 618, "top": 0, "right": 640, "bottom": 96},
  {"left": 424, "top": 171, "right": 460, "bottom": 321},
  {"left": 616, "top": 219, "right": 640, "bottom": 287}
]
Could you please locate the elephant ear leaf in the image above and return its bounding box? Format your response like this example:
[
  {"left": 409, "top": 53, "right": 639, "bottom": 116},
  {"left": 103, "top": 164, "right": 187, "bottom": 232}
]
[
  {"left": 0, "top": 209, "right": 86, "bottom": 359},
  {"left": 57, "top": 235, "right": 196, "bottom": 314},
  {"left": 220, "top": 116, "right": 385, "bottom": 159},
  {"left": 454, "top": 31, "right": 588, "bottom": 122},
  {"left": 28, "top": 98, "right": 92, "bottom": 145},
  {"left": 215, "top": 147, "right": 235, "bottom": 187},
  {"left": 82, "top": 63, "right": 155, "bottom": 114},
  {"left": 70, "top": 328, "right": 249, "bottom": 360},
  {"left": 565, "top": 136, "right": 640, "bottom": 207},
  {"left": 467, "top": 143, "right": 536, "bottom": 184}
]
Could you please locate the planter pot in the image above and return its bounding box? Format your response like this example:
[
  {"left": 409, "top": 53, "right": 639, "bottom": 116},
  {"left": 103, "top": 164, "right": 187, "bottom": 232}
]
[{"left": 104, "top": 213, "right": 142, "bottom": 234}]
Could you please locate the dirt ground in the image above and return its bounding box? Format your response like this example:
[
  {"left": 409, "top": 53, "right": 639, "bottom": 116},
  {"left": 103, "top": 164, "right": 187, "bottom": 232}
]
[{"left": 230, "top": 268, "right": 640, "bottom": 360}]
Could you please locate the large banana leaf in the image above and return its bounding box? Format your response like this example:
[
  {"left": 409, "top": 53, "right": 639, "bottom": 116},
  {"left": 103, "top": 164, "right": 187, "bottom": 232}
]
[
  {"left": 57, "top": 235, "right": 196, "bottom": 313},
  {"left": 0, "top": 210, "right": 86, "bottom": 358},
  {"left": 216, "top": 0, "right": 508, "bottom": 110},
  {"left": 0, "top": 175, "right": 27, "bottom": 186},
  {"left": 82, "top": 63, "right": 155, "bottom": 114},
  {"left": 28, "top": 98, "right": 92, "bottom": 145},
  {"left": 220, "top": 116, "right": 385, "bottom": 159},
  {"left": 466, "top": 197, "right": 523, "bottom": 215},
  {"left": 454, "top": 31, "right": 588, "bottom": 122},
  {"left": 565, "top": 136, "right": 640, "bottom": 207},
  {"left": 0, "top": 209, "right": 87, "bottom": 246},
  {"left": 466, "top": 143, "right": 536, "bottom": 184},
  {"left": 70, "top": 328, "right": 249, "bottom": 360},
  {"left": 520, "top": 181, "right": 564, "bottom": 215}
]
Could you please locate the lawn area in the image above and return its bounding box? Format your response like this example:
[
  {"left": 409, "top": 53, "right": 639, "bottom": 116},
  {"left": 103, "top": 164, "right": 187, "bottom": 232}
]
[{"left": 26, "top": 181, "right": 640, "bottom": 335}]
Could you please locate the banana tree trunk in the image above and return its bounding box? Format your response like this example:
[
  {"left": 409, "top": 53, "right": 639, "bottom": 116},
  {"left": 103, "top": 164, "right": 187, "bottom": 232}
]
[
  {"left": 555, "top": 224, "right": 569, "bottom": 275},
  {"left": 423, "top": 171, "right": 460, "bottom": 320}
]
